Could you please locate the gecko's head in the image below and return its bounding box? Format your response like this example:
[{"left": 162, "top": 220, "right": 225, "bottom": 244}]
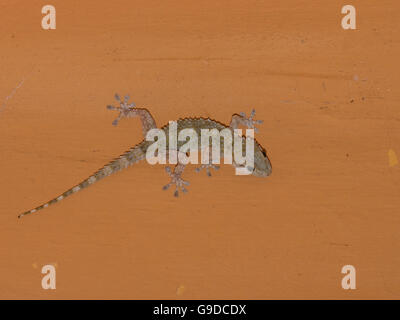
[{"left": 250, "top": 144, "right": 272, "bottom": 177}]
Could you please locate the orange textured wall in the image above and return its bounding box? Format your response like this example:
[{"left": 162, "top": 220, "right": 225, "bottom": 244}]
[{"left": 0, "top": 0, "right": 399, "bottom": 299}]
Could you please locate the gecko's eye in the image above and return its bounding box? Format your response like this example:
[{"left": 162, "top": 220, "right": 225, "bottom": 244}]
[{"left": 261, "top": 149, "right": 267, "bottom": 157}]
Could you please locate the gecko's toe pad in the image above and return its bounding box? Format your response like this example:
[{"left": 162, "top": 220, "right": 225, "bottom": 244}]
[
  {"left": 238, "top": 109, "right": 263, "bottom": 132},
  {"left": 163, "top": 167, "right": 190, "bottom": 196},
  {"left": 195, "top": 164, "right": 220, "bottom": 177},
  {"left": 108, "top": 93, "right": 136, "bottom": 126}
]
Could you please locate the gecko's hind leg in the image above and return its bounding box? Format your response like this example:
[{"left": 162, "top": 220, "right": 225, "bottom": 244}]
[
  {"left": 107, "top": 93, "right": 157, "bottom": 138},
  {"left": 230, "top": 109, "right": 263, "bottom": 133},
  {"left": 162, "top": 164, "right": 189, "bottom": 197}
]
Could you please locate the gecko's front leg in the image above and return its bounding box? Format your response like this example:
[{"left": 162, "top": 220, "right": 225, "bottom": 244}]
[
  {"left": 107, "top": 93, "right": 157, "bottom": 138},
  {"left": 195, "top": 148, "right": 220, "bottom": 176},
  {"left": 230, "top": 109, "right": 263, "bottom": 132},
  {"left": 195, "top": 164, "right": 220, "bottom": 176},
  {"left": 162, "top": 164, "right": 189, "bottom": 197}
]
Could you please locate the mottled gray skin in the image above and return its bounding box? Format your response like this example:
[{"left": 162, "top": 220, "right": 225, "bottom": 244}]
[{"left": 18, "top": 94, "right": 271, "bottom": 218}]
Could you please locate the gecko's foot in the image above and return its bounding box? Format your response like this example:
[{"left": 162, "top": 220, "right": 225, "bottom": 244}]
[
  {"left": 162, "top": 166, "right": 190, "bottom": 197},
  {"left": 237, "top": 109, "right": 263, "bottom": 133},
  {"left": 107, "top": 93, "right": 136, "bottom": 126},
  {"left": 195, "top": 164, "right": 220, "bottom": 177}
]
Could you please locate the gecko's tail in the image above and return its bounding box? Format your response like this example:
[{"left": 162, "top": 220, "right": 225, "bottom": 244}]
[{"left": 18, "top": 145, "right": 146, "bottom": 218}]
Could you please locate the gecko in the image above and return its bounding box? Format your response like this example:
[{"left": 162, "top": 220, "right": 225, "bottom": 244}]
[{"left": 18, "top": 94, "right": 272, "bottom": 218}]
